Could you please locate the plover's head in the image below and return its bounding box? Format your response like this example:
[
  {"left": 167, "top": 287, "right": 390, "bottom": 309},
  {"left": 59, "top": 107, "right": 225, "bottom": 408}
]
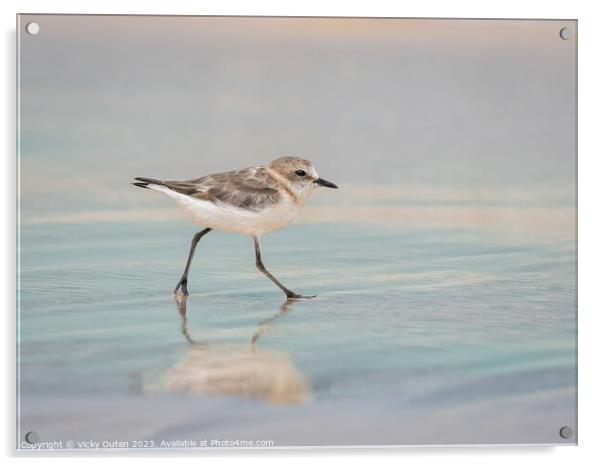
[{"left": 267, "top": 156, "right": 338, "bottom": 199}]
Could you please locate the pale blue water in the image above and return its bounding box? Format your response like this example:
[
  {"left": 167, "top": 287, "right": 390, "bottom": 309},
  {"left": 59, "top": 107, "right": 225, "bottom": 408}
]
[{"left": 18, "top": 219, "right": 576, "bottom": 447}]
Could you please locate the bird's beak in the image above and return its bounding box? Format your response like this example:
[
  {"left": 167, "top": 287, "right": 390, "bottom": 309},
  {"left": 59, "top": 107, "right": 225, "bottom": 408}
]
[{"left": 314, "top": 178, "right": 338, "bottom": 189}]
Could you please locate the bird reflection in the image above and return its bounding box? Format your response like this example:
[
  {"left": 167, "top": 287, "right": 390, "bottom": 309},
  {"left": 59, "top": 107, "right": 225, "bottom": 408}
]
[
  {"left": 173, "top": 290, "right": 203, "bottom": 346},
  {"left": 146, "top": 292, "right": 310, "bottom": 404},
  {"left": 251, "top": 298, "right": 295, "bottom": 350}
]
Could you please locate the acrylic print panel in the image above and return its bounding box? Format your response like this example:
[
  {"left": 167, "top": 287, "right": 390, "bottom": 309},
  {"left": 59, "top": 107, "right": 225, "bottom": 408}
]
[{"left": 17, "top": 15, "right": 577, "bottom": 449}]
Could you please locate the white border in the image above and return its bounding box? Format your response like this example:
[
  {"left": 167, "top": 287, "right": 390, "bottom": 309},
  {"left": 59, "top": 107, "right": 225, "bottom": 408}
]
[{"left": 3, "top": 0, "right": 601, "bottom": 464}]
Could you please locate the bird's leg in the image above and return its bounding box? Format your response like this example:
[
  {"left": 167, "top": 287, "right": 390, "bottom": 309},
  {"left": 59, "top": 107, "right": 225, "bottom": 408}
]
[
  {"left": 253, "top": 237, "right": 316, "bottom": 299},
  {"left": 174, "top": 228, "right": 212, "bottom": 296}
]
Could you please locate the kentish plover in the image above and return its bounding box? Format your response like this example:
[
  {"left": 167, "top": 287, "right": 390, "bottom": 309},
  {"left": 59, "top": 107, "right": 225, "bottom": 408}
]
[{"left": 133, "top": 156, "right": 338, "bottom": 299}]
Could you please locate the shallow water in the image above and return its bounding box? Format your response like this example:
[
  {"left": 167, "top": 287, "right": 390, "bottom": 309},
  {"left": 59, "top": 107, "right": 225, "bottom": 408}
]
[{"left": 18, "top": 219, "right": 576, "bottom": 447}]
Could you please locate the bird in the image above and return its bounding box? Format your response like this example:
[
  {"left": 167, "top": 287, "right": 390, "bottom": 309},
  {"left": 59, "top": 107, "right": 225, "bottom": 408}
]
[{"left": 132, "top": 156, "right": 338, "bottom": 299}]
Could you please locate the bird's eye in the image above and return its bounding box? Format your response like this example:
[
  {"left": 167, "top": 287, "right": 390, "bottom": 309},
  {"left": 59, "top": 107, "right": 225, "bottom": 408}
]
[{"left": 295, "top": 170, "right": 306, "bottom": 177}]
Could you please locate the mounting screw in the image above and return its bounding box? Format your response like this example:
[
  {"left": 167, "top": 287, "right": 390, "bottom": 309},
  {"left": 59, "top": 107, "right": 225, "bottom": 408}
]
[
  {"left": 25, "top": 22, "right": 40, "bottom": 35},
  {"left": 25, "top": 431, "right": 39, "bottom": 444},
  {"left": 559, "top": 27, "right": 571, "bottom": 40}
]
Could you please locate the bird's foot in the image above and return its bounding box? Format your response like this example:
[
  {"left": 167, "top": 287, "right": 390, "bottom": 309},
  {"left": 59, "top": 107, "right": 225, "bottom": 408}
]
[
  {"left": 174, "top": 278, "right": 189, "bottom": 297},
  {"left": 285, "top": 292, "right": 316, "bottom": 300}
]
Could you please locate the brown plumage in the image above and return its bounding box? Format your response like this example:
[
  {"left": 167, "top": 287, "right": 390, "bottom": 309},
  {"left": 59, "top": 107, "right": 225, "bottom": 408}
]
[
  {"left": 133, "top": 157, "right": 319, "bottom": 211},
  {"left": 135, "top": 166, "right": 282, "bottom": 211}
]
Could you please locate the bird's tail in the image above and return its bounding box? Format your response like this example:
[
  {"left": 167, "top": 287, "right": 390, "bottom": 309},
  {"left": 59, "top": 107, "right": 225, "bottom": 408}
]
[{"left": 132, "top": 177, "right": 165, "bottom": 189}]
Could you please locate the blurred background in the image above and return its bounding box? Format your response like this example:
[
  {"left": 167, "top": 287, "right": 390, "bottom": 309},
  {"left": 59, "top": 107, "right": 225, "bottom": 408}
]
[{"left": 19, "top": 16, "right": 575, "bottom": 228}]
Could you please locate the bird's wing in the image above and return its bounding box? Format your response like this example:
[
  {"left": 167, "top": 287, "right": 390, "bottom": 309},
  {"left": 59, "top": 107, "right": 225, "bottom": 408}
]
[{"left": 146, "top": 167, "right": 281, "bottom": 210}]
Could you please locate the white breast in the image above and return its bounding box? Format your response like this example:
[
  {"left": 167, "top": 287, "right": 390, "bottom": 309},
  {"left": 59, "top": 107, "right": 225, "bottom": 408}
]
[{"left": 149, "top": 185, "right": 299, "bottom": 237}]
